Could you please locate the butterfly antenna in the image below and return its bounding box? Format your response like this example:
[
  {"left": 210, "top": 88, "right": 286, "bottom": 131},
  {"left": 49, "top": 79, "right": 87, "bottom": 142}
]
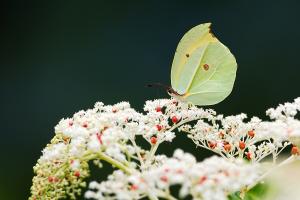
[{"left": 146, "top": 83, "right": 169, "bottom": 90}]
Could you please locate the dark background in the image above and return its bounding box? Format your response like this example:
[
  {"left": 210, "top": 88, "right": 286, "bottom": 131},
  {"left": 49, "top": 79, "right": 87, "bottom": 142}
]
[{"left": 1, "top": 0, "right": 300, "bottom": 199}]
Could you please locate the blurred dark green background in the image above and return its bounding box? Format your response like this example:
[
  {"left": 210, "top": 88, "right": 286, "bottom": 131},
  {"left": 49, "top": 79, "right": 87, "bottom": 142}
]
[{"left": 1, "top": 0, "right": 300, "bottom": 199}]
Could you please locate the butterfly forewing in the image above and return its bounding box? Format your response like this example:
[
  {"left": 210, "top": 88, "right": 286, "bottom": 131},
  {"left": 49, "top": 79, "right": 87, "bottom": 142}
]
[
  {"left": 170, "top": 23, "right": 237, "bottom": 106},
  {"left": 171, "top": 23, "right": 217, "bottom": 93}
]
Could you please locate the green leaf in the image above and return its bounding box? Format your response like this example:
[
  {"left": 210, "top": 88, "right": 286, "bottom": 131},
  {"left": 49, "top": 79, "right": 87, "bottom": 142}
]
[
  {"left": 228, "top": 192, "right": 242, "bottom": 200},
  {"left": 228, "top": 183, "right": 270, "bottom": 200}
]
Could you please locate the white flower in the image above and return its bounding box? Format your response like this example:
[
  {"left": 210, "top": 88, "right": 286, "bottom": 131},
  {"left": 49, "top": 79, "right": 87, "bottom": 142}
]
[
  {"left": 106, "top": 145, "right": 126, "bottom": 162},
  {"left": 86, "top": 149, "right": 259, "bottom": 200},
  {"left": 40, "top": 143, "right": 67, "bottom": 162},
  {"left": 88, "top": 135, "right": 102, "bottom": 152}
]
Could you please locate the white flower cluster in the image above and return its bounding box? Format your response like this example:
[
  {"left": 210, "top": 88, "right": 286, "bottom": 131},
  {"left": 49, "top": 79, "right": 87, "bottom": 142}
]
[
  {"left": 85, "top": 150, "right": 258, "bottom": 200},
  {"left": 265, "top": 97, "right": 300, "bottom": 148},
  {"left": 181, "top": 98, "right": 300, "bottom": 162},
  {"left": 266, "top": 97, "right": 300, "bottom": 120},
  {"left": 51, "top": 99, "right": 215, "bottom": 161},
  {"left": 29, "top": 97, "right": 300, "bottom": 200},
  {"left": 142, "top": 99, "right": 216, "bottom": 145},
  {"left": 54, "top": 101, "right": 142, "bottom": 162},
  {"left": 30, "top": 99, "right": 217, "bottom": 199}
]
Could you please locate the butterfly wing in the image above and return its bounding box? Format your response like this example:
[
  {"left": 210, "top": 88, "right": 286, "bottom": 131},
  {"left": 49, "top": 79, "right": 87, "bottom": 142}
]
[
  {"left": 183, "top": 42, "right": 237, "bottom": 105},
  {"left": 170, "top": 23, "right": 217, "bottom": 95},
  {"left": 171, "top": 23, "right": 237, "bottom": 105}
]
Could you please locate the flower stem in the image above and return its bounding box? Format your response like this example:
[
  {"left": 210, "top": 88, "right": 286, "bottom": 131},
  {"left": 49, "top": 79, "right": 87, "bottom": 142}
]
[
  {"left": 148, "top": 193, "right": 159, "bottom": 200},
  {"left": 97, "top": 152, "right": 132, "bottom": 174},
  {"left": 130, "top": 138, "right": 145, "bottom": 167},
  {"left": 163, "top": 193, "right": 178, "bottom": 200},
  {"left": 149, "top": 119, "right": 194, "bottom": 161},
  {"left": 84, "top": 151, "right": 132, "bottom": 174}
]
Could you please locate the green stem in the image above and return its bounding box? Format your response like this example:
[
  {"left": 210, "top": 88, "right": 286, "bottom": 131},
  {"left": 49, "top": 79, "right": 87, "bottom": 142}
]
[
  {"left": 84, "top": 151, "right": 132, "bottom": 174},
  {"left": 148, "top": 193, "right": 159, "bottom": 200},
  {"left": 97, "top": 152, "right": 132, "bottom": 174},
  {"left": 163, "top": 193, "right": 178, "bottom": 200}
]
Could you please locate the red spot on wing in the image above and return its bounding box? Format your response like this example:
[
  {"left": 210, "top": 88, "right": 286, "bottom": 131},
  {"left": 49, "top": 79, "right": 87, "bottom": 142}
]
[{"left": 203, "top": 64, "right": 209, "bottom": 71}]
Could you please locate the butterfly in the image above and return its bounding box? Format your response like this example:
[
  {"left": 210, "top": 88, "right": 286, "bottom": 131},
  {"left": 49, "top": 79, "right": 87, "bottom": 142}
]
[{"left": 149, "top": 23, "right": 237, "bottom": 106}]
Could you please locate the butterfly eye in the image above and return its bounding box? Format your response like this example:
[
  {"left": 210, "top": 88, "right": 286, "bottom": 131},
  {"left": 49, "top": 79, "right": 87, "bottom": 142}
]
[{"left": 185, "top": 53, "right": 190, "bottom": 58}]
